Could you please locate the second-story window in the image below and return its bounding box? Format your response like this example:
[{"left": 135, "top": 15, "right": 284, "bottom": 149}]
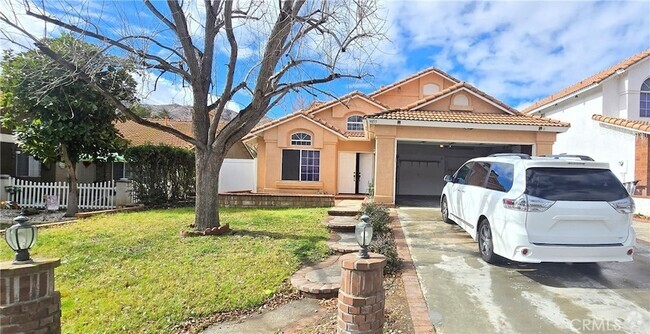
[
  {"left": 347, "top": 115, "right": 364, "bottom": 132},
  {"left": 641, "top": 78, "right": 650, "bottom": 117},
  {"left": 291, "top": 132, "right": 312, "bottom": 146}
]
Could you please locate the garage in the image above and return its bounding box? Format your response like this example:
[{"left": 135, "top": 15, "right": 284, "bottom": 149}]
[{"left": 395, "top": 141, "right": 532, "bottom": 206}]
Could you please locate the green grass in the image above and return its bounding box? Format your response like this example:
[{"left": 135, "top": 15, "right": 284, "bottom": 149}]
[{"left": 0, "top": 207, "right": 329, "bottom": 333}]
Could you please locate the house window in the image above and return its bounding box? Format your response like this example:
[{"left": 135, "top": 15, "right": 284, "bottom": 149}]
[
  {"left": 452, "top": 93, "right": 470, "bottom": 106},
  {"left": 16, "top": 151, "right": 41, "bottom": 177},
  {"left": 282, "top": 149, "right": 320, "bottom": 181},
  {"left": 641, "top": 78, "right": 650, "bottom": 117},
  {"left": 347, "top": 115, "right": 364, "bottom": 132},
  {"left": 291, "top": 132, "right": 312, "bottom": 146},
  {"left": 112, "top": 162, "right": 132, "bottom": 180},
  {"left": 422, "top": 83, "right": 440, "bottom": 95}
]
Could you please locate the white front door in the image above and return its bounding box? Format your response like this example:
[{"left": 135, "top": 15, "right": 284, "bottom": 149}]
[
  {"left": 338, "top": 152, "right": 357, "bottom": 194},
  {"left": 358, "top": 153, "right": 374, "bottom": 194}
]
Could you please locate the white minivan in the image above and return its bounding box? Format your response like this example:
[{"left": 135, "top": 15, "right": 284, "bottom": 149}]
[{"left": 441, "top": 154, "right": 636, "bottom": 264}]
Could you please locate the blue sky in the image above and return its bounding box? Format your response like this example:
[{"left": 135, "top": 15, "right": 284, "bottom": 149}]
[{"left": 1, "top": 0, "right": 649, "bottom": 119}]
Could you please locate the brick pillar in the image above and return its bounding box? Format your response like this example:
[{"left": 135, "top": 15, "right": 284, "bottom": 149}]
[
  {"left": 337, "top": 252, "right": 387, "bottom": 334},
  {"left": 0, "top": 259, "right": 61, "bottom": 334}
]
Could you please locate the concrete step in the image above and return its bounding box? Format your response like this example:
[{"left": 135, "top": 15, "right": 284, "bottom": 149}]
[
  {"left": 326, "top": 231, "right": 358, "bottom": 254},
  {"left": 327, "top": 199, "right": 363, "bottom": 217},
  {"left": 290, "top": 255, "right": 341, "bottom": 299},
  {"left": 326, "top": 216, "right": 358, "bottom": 231}
]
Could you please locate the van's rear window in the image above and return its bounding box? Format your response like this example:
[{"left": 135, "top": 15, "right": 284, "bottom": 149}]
[{"left": 525, "top": 168, "right": 629, "bottom": 201}]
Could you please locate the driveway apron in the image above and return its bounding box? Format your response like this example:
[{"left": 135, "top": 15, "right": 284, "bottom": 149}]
[{"left": 397, "top": 207, "right": 650, "bottom": 334}]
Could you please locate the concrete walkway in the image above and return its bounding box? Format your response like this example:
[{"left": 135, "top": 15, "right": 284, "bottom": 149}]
[
  {"left": 202, "top": 298, "right": 321, "bottom": 334},
  {"left": 328, "top": 199, "right": 363, "bottom": 216}
]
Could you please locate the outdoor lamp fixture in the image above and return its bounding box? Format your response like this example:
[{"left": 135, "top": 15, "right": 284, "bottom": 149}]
[
  {"left": 355, "top": 214, "right": 373, "bottom": 259},
  {"left": 4, "top": 211, "right": 37, "bottom": 264}
]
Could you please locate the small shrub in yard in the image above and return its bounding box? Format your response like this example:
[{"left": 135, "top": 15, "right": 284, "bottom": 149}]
[
  {"left": 361, "top": 202, "right": 391, "bottom": 234},
  {"left": 369, "top": 232, "right": 402, "bottom": 275}
]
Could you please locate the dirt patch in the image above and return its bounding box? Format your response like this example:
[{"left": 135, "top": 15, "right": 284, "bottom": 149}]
[
  {"left": 0, "top": 208, "right": 74, "bottom": 229},
  {"left": 633, "top": 213, "right": 650, "bottom": 223},
  {"left": 291, "top": 274, "right": 414, "bottom": 334}
]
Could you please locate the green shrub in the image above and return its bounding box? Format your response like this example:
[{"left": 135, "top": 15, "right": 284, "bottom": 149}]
[
  {"left": 361, "top": 202, "right": 391, "bottom": 234},
  {"left": 125, "top": 145, "right": 195, "bottom": 205},
  {"left": 369, "top": 232, "right": 402, "bottom": 275}
]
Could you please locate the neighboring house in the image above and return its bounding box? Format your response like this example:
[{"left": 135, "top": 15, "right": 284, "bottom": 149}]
[
  {"left": 113, "top": 118, "right": 255, "bottom": 193},
  {"left": 524, "top": 50, "right": 650, "bottom": 199},
  {"left": 244, "top": 68, "right": 569, "bottom": 205},
  {"left": 1, "top": 118, "right": 256, "bottom": 193}
]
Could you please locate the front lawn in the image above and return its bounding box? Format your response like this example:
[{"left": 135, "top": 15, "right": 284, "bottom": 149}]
[{"left": 0, "top": 207, "right": 329, "bottom": 333}]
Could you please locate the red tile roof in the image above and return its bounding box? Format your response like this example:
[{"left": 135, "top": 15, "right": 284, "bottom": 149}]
[
  {"left": 369, "top": 67, "right": 461, "bottom": 98},
  {"left": 369, "top": 110, "right": 569, "bottom": 128},
  {"left": 592, "top": 114, "right": 650, "bottom": 133},
  {"left": 246, "top": 110, "right": 347, "bottom": 139},
  {"left": 115, "top": 119, "right": 197, "bottom": 149},
  {"left": 523, "top": 49, "right": 650, "bottom": 114},
  {"left": 306, "top": 91, "right": 389, "bottom": 114}
]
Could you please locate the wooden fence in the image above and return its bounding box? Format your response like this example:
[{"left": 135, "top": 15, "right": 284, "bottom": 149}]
[{"left": 7, "top": 177, "right": 116, "bottom": 210}]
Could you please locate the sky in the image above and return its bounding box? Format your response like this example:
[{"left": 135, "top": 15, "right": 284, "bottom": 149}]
[{"left": 0, "top": 0, "right": 648, "bottom": 118}]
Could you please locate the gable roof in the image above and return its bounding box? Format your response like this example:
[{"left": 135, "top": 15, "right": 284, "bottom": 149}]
[
  {"left": 245, "top": 110, "right": 347, "bottom": 139},
  {"left": 592, "top": 114, "right": 650, "bottom": 134},
  {"left": 369, "top": 67, "right": 461, "bottom": 98},
  {"left": 404, "top": 82, "right": 520, "bottom": 115},
  {"left": 369, "top": 109, "right": 568, "bottom": 130},
  {"left": 306, "top": 91, "right": 388, "bottom": 115},
  {"left": 524, "top": 49, "right": 650, "bottom": 114}
]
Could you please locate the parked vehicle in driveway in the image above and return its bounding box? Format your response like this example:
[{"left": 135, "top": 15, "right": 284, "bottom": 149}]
[{"left": 441, "top": 153, "right": 636, "bottom": 264}]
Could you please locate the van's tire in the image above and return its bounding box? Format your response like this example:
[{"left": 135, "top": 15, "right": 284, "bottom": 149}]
[
  {"left": 441, "top": 197, "right": 454, "bottom": 224},
  {"left": 478, "top": 219, "right": 499, "bottom": 264}
]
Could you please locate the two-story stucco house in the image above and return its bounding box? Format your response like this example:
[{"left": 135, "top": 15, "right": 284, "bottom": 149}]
[
  {"left": 524, "top": 50, "right": 650, "bottom": 213},
  {"left": 244, "top": 67, "right": 568, "bottom": 205}
]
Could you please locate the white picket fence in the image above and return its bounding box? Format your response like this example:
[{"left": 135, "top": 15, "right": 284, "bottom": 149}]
[{"left": 7, "top": 177, "right": 116, "bottom": 210}]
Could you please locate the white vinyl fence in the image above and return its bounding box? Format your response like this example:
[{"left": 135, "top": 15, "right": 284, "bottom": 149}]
[
  {"left": 219, "top": 159, "right": 256, "bottom": 192},
  {"left": 6, "top": 177, "right": 116, "bottom": 210}
]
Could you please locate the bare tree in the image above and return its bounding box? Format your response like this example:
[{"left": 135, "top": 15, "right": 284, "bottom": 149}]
[{"left": 0, "top": 0, "right": 386, "bottom": 231}]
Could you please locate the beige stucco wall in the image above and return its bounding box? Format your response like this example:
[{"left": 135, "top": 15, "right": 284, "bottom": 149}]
[
  {"left": 418, "top": 93, "right": 505, "bottom": 113},
  {"left": 312, "top": 97, "right": 383, "bottom": 131},
  {"left": 373, "top": 72, "right": 456, "bottom": 108},
  {"left": 369, "top": 124, "right": 556, "bottom": 204}
]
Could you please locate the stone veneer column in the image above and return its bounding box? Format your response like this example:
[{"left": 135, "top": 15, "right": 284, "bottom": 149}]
[
  {"left": 337, "top": 253, "right": 387, "bottom": 334},
  {"left": 0, "top": 259, "right": 61, "bottom": 334}
]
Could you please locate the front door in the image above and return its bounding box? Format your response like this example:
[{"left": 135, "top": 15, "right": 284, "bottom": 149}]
[{"left": 338, "top": 152, "right": 374, "bottom": 194}]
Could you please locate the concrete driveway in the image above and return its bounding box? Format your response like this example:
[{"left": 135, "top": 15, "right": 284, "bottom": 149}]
[{"left": 397, "top": 207, "right": 650, "bottom": 334}]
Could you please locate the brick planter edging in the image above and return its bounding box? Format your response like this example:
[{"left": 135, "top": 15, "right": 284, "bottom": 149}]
[
  {"left": 220, "top": 193, "right": 334, "bottom": 208},
  {"left": 290, "top": 255, "right": 341, "bottom": 298},
  {"left": 391, "top": 214, "right": 437, "bottom": 334}
]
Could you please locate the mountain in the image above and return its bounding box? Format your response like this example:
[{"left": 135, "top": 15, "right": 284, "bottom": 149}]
[{"left": 141, "top": 104, "right": 272, "bottom": 124}]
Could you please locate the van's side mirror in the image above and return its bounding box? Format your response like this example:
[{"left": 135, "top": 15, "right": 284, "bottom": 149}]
[{"left": 443, "top": 175, "right": 454, "bottom": 183}]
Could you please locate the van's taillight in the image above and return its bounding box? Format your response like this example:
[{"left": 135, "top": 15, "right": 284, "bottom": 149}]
[
  {"left": 503, "top": 195, "right": 555, "bottom": 212},
  {"left": 608, "top": 197, "right": 635, "bottom": 214}
]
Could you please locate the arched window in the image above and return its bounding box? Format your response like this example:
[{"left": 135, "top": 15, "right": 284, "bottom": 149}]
[
  {"left": 347, "top": 115, "right": 364, "bottom": 131},
  {"left": 641, "top": 78, "right": 650, "bottom": 117},
  {"left": 291, "top": 132, "right": 312, "bottom": 146},
  {"left": 423, "top": 83, "right": 440, "bottom": 95},
  {"left": 452, "top": 93, "right": 470, "bottom": 106}
]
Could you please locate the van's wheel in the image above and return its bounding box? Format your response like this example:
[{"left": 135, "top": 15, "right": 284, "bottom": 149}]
[
  {"left": 478, "top": 219, "right": 498, "bottom": 264},
  {"left": 441, "top": 197, "right": 454, "bottom": 224}
]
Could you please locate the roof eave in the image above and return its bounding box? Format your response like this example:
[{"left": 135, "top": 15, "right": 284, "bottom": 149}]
[
  {"left": 367, "top": 118, "right": 569, "bottom": 133},
  {"left": 525, "top": 83, "right": 600, "bottom": 115}
]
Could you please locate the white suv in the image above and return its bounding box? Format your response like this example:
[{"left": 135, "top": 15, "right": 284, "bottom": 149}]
[{"left": 441, "top": 154, "right": 636, "bottom": 264}]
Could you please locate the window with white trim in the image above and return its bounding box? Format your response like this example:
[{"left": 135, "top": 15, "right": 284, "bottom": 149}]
[
  {"left": 641, "top": 78, "right": 650, "bottom": 117},
  {"left": 291, "top": 132, "right": 312, "bottom": 146},
  {"left": 16, "top": 151, "right": 41, "bottom": 177},
  {"left": 281, "top": 149, "right": 320, "bottom": 181},
  {"left": 347, "top": 115, "right": 364, "bottom": 131},
  {"left": 112, "top": 162, "right": 133, "bottom": 180}
]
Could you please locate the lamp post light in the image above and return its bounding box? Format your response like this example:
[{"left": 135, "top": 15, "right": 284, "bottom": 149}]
[
  {"left": 4, "top": 211, "right": 37, "bottom": 264},
  {"left": 355, "top": 214, "right": 373, "bottom": 259}
]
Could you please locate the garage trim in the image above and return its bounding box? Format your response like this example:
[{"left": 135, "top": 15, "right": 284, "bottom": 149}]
[{"left": 369, "top": 118, "right": 568, "bottom": 133}]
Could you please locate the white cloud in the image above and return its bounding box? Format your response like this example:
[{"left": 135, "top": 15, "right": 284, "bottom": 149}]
[{"left": 380, "top": 0, "right": 650, "bottom": 105}]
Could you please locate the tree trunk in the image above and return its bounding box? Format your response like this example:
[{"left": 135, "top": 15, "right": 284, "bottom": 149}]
[
  {"left": 194, "top": 149, "right": 224, "bottom": 230},
  {"left": 62, "top": 144, "right": 79, "bottom": 217}
]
